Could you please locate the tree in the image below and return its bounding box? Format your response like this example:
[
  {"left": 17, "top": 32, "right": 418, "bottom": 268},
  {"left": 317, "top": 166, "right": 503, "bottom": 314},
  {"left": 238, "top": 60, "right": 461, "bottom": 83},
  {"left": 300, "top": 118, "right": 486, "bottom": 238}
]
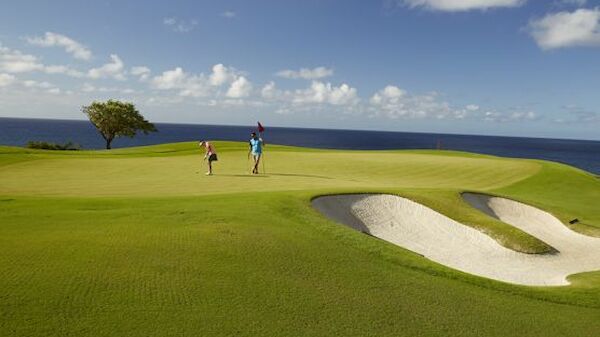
[{"left": 82, "top": 100, "right": 157, "bottom": 149}]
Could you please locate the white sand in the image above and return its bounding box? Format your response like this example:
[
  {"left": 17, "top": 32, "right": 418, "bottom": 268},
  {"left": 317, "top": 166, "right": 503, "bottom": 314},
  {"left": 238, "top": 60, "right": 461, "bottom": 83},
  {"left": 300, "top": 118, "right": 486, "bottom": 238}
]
[{"left": 312, "top": 193, "right": 600, "bottom": 286}]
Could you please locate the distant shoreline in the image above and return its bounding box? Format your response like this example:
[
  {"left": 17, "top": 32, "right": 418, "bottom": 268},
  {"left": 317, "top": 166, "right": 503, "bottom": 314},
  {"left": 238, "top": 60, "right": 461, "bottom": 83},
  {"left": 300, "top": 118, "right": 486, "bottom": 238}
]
[{"left": 2, "top": 116, "right": 599, "bottom": 143}]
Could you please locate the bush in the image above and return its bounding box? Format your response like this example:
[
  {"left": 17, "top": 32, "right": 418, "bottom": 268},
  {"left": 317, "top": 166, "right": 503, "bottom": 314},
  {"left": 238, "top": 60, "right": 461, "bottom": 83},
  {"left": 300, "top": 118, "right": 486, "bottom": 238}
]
[{"left": 26, "top": 141, "right": 81, "bottom": 151}]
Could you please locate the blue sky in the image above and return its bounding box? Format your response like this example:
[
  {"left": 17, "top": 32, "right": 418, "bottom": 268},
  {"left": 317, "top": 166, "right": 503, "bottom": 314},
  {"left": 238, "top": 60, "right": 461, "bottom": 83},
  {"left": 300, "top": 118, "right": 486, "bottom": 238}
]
[{"left": 1, "top": 0, "right": 600, "bottom": 140}]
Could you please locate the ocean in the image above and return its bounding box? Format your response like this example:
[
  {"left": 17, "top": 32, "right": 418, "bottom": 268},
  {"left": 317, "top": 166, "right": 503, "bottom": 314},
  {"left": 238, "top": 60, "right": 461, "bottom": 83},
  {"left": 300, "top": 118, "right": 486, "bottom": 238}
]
[{"left": 1, "top": 117, "right": 598, "bottom": 174}]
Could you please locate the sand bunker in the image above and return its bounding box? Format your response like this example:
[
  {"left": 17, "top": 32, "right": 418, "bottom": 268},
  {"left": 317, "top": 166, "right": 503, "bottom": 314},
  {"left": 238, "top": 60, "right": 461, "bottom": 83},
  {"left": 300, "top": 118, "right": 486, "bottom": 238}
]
[{"left": 313, "top": 193, "right": 600, "bottom": 286}]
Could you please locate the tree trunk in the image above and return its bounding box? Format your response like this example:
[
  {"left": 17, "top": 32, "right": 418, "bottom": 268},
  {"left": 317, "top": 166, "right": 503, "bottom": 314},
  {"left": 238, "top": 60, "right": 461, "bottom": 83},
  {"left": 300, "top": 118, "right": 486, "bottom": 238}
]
[{"left": 106, "top": 138, "right": 112, "bottom": 149}]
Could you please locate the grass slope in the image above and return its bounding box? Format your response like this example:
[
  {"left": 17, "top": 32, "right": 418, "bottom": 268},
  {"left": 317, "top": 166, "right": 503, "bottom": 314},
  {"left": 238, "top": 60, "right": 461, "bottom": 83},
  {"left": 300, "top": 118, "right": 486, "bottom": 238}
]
[{"left": 1, "top": 142, "right": 599, "bottom": 337}]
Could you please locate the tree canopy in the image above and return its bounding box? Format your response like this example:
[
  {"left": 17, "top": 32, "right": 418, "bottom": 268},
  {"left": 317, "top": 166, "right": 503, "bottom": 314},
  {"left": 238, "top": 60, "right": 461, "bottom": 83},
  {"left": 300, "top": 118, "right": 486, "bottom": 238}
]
[{"left": 82, "top": 100, "right": 157, "bottom": 149}]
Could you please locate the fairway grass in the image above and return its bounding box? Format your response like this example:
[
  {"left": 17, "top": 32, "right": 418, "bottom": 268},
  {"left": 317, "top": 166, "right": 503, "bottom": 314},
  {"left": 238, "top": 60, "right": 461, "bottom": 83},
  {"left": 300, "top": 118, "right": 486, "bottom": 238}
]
[{"left": 1, "top": 142, "right": 599, "bottom": 336}]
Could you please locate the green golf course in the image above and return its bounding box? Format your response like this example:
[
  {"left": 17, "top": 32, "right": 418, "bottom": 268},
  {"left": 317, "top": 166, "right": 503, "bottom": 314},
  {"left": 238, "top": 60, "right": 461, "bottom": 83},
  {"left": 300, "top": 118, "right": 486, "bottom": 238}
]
[{"left": 1, "top": 141, "right": 599, "bottom": 336}]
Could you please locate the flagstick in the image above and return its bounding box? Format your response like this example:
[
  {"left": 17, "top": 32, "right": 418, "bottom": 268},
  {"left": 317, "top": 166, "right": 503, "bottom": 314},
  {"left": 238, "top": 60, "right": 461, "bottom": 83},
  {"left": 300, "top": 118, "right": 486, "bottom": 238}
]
[{"left": 260, "top": 131, "right": 266, "bottom": 174}]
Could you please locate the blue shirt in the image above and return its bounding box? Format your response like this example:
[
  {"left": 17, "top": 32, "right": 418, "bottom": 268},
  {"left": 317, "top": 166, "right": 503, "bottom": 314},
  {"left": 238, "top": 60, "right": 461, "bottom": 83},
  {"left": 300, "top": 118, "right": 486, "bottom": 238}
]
[{"left": 250, "top": 138, "right": 263, "bottom": 154}]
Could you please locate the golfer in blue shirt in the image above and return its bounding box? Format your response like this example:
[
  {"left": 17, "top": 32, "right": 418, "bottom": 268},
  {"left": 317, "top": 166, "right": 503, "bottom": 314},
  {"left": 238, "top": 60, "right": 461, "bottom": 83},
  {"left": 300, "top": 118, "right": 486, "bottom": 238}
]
[{"left": 249, "top": 132, "right": 264, "bottom": 174}]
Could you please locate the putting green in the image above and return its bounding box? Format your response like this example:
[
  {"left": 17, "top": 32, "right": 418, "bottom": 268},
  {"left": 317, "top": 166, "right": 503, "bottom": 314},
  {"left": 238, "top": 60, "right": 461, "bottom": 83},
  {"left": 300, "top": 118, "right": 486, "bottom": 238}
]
[
  {"left": 1, "top": 141, "right": 599, "bottom": 336},
  {"left": 0, "top": 143, "right": 540, "bottom": 197}
]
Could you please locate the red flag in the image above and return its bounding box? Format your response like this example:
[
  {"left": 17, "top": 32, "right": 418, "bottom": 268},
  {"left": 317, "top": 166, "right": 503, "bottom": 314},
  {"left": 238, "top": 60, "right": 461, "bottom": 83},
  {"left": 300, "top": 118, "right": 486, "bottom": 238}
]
[{"left": 257, "top": 121, "right": 265, "bottom": 133}]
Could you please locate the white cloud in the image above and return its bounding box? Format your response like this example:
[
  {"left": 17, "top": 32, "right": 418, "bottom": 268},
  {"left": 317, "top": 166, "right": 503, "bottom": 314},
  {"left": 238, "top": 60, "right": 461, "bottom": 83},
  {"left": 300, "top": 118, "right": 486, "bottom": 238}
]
[
  {"left": 151, "top": 67, "right": 187, "bottom": 89},
  {"left": 23, "top": 80, "right": 54, "bottom": 89},
  {"left": 261, "top": 81, "right": 278, "bottom": 99},
  {"left": 0, "top": 44, "right": 44, "bottom": 73},
  {"left": 226, "top": 76, "right": 253, "bottom": 98},
  {"left": 556, "top": 105, "right": 600, "bottom": 123},
  {"left": 44, "top": 65, "right": 68, "bottom": 74},
  {"left": 276, "top": 66, "right": 334, "bottom": 80},
  {"left": 46, "top": 87, "right": 61, "bottom": 95},
  {"left": 43, "top": 65, "right": 84, "bottom": 77},
  {"left": 130, "top": 66, "right": 151, "bottom": 81},
  {"left": 369, "top": 85, "right": 539, "bottom": 122},
  {"left": 0, "top": 44, "right": 86, "bottom": 78},
  {"left": 401, "top": 0, "right": 525, "bottom": 11},
  {"left": 221, "top": 11, "right": 236, "bottom": 18},
  {"left": 370, "top": 85, "right": 453, "bottom": 119},
  {"left": 466, "top": 104, "right": 480, "bottom": 111},
  {"left": 26, "top": 32, "right": 92, "bottom": 60},
  {"left": 371, "top": 85, "right": 406, "bottom": 103},
  {"left": 145, "top": 95, "right": 185, "bottom": 106},
  {"left": 259, "top": 79, "right": 359, "bottom": 117},
  {"left": 163, "top": 17, "right": 176, "bottom": 25},
  {"left": 483, "top": 110, "right": 538, "bottom": 122},
  {"left": 87, "top": 54, "right": 126, "bottom": 80},
  {"left": 0, "top": 73, "right": 16, "bottom": 87},
  {"left": 81, "top": 82, "right": 135, "bottom": 94},
  {"left": 209, "top": 63, "right": 236, "bottom": 86},
  {"left": 528, "top": 8, "right": 600, "bottom": 50},
  {"left": 555, "top": 0, "right": 587, "bottom": 7},
  {"left": 81, "top": 82, "right": 96, "bottom": 92},
  {"left": 262, "top": 81, "right": 359, "bottom": 106},
  {"left": 151, "top": 67, "right": 212, "bottom": 97},
  {"left": 293, "top": 81, "right": 358, "bottom": 105},
  {"left": 163, "top": 17, "right": 198, "bottom": 33},
  {"left": 369, "top": 85, "right": 491, "bottom": 120},
  {"left": 178, "top": 75, "right": 211, "bottom": 97},
  {"left": 150, "top": 63, "right": 244, "bottom": 98}
]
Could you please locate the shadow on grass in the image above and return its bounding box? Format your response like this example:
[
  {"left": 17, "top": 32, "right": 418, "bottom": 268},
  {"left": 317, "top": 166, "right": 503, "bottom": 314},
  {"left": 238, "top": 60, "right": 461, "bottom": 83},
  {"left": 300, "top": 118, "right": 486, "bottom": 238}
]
[
  {"left": 215, "top": 174, "right": 270, "bottom": 178},
  {"left": 205, "top": 172, "right": 333, "bottom": 179},
  {"left": 268, "top": 173, "right": 334, "bottom": 179}
]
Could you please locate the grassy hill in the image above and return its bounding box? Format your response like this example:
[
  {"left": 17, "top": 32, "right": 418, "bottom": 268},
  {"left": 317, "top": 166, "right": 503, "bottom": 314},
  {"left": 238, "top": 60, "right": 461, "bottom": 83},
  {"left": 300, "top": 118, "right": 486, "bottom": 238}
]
[{"left": 1, "top": 141, "right": 599, "bottom": 336}]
